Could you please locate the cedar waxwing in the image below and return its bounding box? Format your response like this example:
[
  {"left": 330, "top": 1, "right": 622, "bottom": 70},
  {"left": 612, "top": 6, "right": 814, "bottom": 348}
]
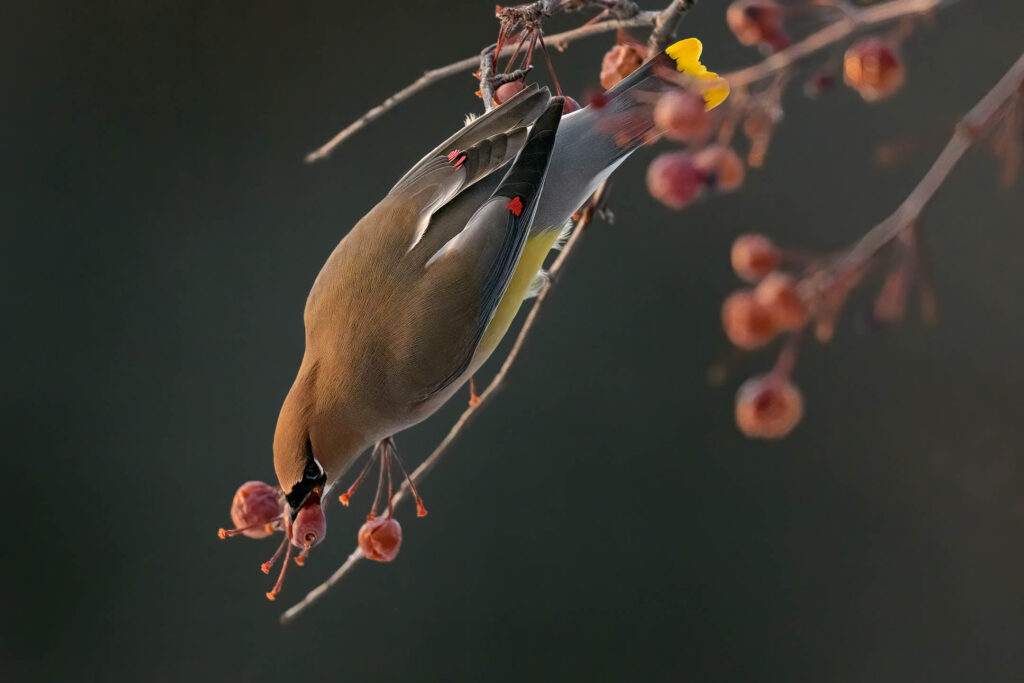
[{"left": 273, "top": 39, "right": 729, "bottom": 517}]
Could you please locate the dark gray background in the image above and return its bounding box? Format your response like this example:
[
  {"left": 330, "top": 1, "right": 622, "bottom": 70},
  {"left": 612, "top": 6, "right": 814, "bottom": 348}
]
[{"left": 3, "top": 1, "right": 1023, "bottom": 681}]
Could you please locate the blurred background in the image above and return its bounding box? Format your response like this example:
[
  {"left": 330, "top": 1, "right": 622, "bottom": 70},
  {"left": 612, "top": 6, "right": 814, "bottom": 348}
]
[{"left": 3, "top": 1, "right": 1023, "bottom": 681}]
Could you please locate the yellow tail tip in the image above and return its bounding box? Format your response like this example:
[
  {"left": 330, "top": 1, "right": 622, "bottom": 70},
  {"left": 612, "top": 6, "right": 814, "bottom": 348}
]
[{"left": 665, "top": 38, "right": 730, "bottom": 111}]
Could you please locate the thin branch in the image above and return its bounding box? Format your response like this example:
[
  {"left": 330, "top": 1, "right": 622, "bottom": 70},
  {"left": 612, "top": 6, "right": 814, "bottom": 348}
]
[
  {"left": 827, "top": 50, "right": 1024, "bottom": 277},
  {"left": 726, "top": 0, "right": 947, "bottom": 89},
  {"left": 647, "top": 0, "right": 698, "bottom": 54},
  {"left": 304, "top": 11, "right": 661, "bottom": 163}
]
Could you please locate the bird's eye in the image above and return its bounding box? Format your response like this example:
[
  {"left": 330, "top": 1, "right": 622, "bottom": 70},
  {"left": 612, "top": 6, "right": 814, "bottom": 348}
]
[{"left": 304, "top": 460, "right": 321, "bottom": 479}]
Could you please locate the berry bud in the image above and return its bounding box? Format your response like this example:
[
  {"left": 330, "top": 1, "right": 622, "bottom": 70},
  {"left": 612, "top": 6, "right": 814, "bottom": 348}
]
[
  {"left": 754, "top": 272, "right": 808, "bottom": 330},
  {"left": 493, "top": 79, "right": 526, "bottom": 106},
  {"left": 726, "top": 0, "right": 787, "bottom": 48},
  {"left": 843, "top": 38, "right": 905, "bottom": 101},
  {"left": 721, "top": 290, "right": 777, "bottom": 349},
  {"left": 731, "top": 234, "right": 781, "bottom": 283},
  {"left": 735, "top": 374, "right": 803, "bottom": 439},
  {"left": 600, "top": 43, "right": 646, "bottom": 90},
  {"left": 646, "top": 152, "right": 706, "bottom": 209},
  {"left": 359, "top": 517, "right": 403, "bottom": 563},
  {"left": 804, "top": 72, "right": 835, "bottom": 98},
  {"left": 561, "top": 96, "right": 581, "bottom": 114},
  {"left": 292, "top": 501, "right": 327, "bottom": 550},
  {"left": 693, "top": 145, "right": 745, "bottom": 192},
  {"left": 653, "top": 91, "right": 709, "bottom": 141},
  {"left": 223, "top": 481, "right": 284, "bottom": 539}
]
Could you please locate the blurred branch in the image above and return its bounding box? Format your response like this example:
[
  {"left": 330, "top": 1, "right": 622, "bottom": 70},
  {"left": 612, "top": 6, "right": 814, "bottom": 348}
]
[
  {"left": 809, "top": 50, "right": 1024, "bottom": 292},
  {"left": 726, "top": 0, "right": 946, "bottom": 89},
  {"left": 647, "top": 0, "right": 698, "bottom": 53}
]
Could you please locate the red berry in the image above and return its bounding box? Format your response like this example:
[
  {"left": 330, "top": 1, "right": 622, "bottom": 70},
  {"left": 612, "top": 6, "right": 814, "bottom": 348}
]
[
  {"left": 731, "top": 234, "right": 780, "bottom": 283},
  {"left": 653, "top": 91, "right": 709, "bottom": 141},
  {"left": 359, "top": 517, "right": 403, "bottom": 563},
  {"left": 292, "top": 500, "right": 327, "bottom": 549},
  {"left": 804, "top": 72, "right": 835, "bottom": 98},
  {"left": 494, "top": 80, "right": 526, "bottom": 106},
  {"left": 735, "top": 374, "right": 804, "bottom": 439},
  {"left": 721, "top": 290, "right": 777, "bottom": 349},
  {"left": 754, "top": 272, "right": 808, "bottom": 330},
  {"left": 561, "top": 96, "right": 581, "bottom": 114},
  {"left": 600, "top": 43, "right": 646, "bottom": 90},
  {"left": 843, "top": 38, "right": 905, "bottom": 101},
  {"left": 646, "top": 152, "right": 706, "bottom": 209},
  {"left": 726, "top": 0, "right": 786, "bottom": 48},
  {"left": 223, "top": 481, "right": 284, "bottom": 539},
  {"left": 693, "top": 145, "right": 745, "bottom": 192}
]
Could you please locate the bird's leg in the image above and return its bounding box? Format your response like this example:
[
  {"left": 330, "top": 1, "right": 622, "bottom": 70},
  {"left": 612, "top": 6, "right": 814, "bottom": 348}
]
[
  {"left": 265, "top": 516, "right": 294, "bottom": 601},
  {"left": 388, "top": 439, "right": 428, "bottom": 518},
  {"left": 368, "top": 443, "right": 388, "bottom": 520},
  {"left": 468, "top": 376, "right": 482, "bottom": 407},
  {"left": 338, "top": 442, "right": 381, "bottom": 506},
  {"left": 342, "top": 437, "right": 428, "bottom": 520}
]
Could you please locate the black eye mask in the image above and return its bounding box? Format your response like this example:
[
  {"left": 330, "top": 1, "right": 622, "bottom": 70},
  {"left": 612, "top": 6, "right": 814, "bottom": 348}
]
[{"left": 285, "top": 437, "right": 326, "bottom": 515}]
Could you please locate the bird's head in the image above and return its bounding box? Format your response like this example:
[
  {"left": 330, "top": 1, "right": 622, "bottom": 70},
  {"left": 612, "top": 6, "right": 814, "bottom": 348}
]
[{"left": 277, "top": 436, "right": 327, "bottom": 516}]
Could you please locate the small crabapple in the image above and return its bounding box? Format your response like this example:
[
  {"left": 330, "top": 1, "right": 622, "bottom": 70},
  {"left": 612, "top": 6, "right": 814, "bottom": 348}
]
[
  {"left": 754, "top": 272, "right": 808, "bottom": 330},
  {"left": 735, "top": 374, "right": 804, "bottom": 439},
  {"left": 843, "top": 38, "right": 905, "bottom": 101},
  {"left": 292, "top": 501, "right": 327, "bottom": 550},
  {"left": 493, "top": 80, "right": 526, "bottom": 106},
  {"left": 653, "top": 91, "right": 709, "bottom": 141},
  {"left": 646, "top": 152, "right": 706, "bottom": 209},
  {"left": 726, "top": 0, "right": 788, "bottom": 49},
  {"left": 220, "top": 480, "right": 284, "bottom": 539},
  {"left": 693, "top": 145, "right": 745, "bottom": 192},
  {"left": 561, "top": 96, "right": 581, "bottom": 114},
  {"left": 600, "top": 43, "right": 646, "bottom": 90},
  {"left": 359, "top": 517, "right": 403, "bottom": 563},
  {"left": 721, "top": 290, "right": 777, "bottom": 349},
  {"left": 731, "top": 234, "right": 781, "bottom": 283}
]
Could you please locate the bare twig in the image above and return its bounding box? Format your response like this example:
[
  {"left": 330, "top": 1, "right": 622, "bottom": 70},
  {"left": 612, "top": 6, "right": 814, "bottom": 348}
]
[
  {"left": 305, "top": 11, "right": 662, "bottom": 163},
  {"left": 647, "top": 0, "right": 698, "bottom": 53},
  {"left": 818, "top": 51, "right": 1024, "bottom": 283},
  {"left": 726, "top": 0, "right": 947, "bottom": 89}
]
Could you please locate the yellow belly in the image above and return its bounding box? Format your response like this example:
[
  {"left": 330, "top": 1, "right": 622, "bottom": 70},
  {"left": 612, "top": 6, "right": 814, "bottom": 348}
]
[{"left": 470, "top": 230, "right": 560, "bottom": 369}]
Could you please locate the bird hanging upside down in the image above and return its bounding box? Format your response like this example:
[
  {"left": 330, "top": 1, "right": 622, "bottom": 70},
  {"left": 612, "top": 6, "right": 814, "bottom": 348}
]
[{"left": 219, "top": 38, "right": 728, "bottom": 599}]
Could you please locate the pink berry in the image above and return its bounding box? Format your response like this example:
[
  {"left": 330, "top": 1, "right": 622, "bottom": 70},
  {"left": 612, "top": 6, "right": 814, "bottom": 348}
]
[
  {"left": 844, "top": 38, "right": 905, "bottom": 101},
  {"left": 721, "top": 290, "right": 778, "bottom": 349},
  {"left": 653, "top": 91, "right": 709, "bottom": 141},
  {"left": 754, "top": 272, "right": 808, "bottom": 330},
  {"left": 693, "top": 145, "right": 745, "bottom": 192},
  {"left": 726, "top": 0, "right": 787, "bottom": 48},
  {"left": 731, "top": 234, "right": 781, "bottom": 283},
  {"left": 494, "top": 80, "right": 526, "bottom": 106},
  {"left": 646, "top": 152, "right": 706, "bottom": 209},
  {"left": 292, "top": 500, "right": 327, "bottom": 550},
  {"left": 735, "top": 374, "right": 804, "bottom": 439},
  {"left": 561, "top": 96, "right": 581, "bottom": 114},
  {"left": 221, "top": 481, "right": 284, "bottom": 539},
  {"left": 359, "top": 517, "right": 403, "bottom": 563},
  {"left": 600, "top": 43, "right": 646, "bottom": 90}
]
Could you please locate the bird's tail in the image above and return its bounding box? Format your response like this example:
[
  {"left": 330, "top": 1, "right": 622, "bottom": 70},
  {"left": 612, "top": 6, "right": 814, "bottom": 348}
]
[{"left": 533, "top": 38, "right": 729, "bottom": 230}]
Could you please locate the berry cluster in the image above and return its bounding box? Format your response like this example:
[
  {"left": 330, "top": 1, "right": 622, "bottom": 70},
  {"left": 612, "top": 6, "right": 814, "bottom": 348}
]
[{"left": 217, "top": 481, "right": 327, "bottom": 600}]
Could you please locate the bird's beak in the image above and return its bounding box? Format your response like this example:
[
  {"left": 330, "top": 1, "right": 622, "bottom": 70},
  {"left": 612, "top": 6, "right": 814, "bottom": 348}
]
[{"left": 285, "top": 467, "right": 326, "bottom": 518}]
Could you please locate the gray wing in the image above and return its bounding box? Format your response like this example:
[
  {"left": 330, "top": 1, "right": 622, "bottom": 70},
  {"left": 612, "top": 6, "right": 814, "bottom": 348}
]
[{"left": 408, "top": 98, "right": 565, "bottom": 398}]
